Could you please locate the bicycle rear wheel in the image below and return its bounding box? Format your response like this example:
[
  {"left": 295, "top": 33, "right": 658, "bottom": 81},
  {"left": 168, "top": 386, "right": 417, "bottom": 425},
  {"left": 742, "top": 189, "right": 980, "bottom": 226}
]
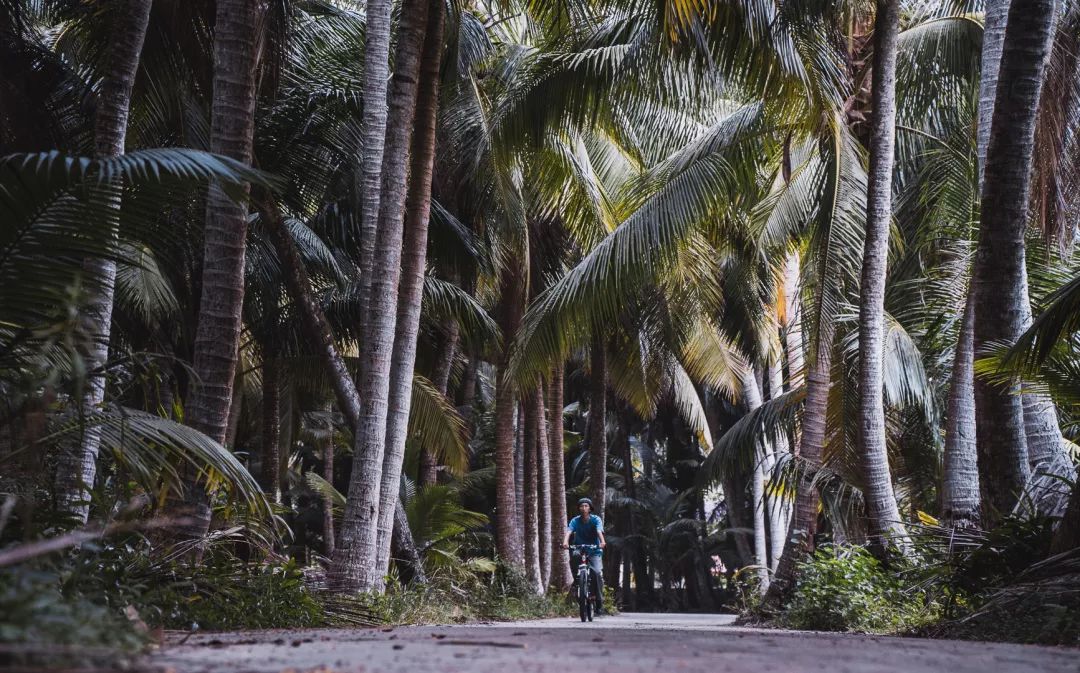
[{"left": 578, "top": 569, "right": 589, "bottom": 622}]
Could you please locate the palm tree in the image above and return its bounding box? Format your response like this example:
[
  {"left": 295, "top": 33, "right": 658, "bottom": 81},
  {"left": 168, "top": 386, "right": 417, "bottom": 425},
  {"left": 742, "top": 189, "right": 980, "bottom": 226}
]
[
  {"left": 857, "top": 0, "right": 907, "bottom": 551},
  {"left": 179, "top": 0, "right": 264, "bottom": 537},
  {"left": 333, "top": 0, "right": 430, "bottom": 592},
  {"left": 548, "top": 365, "right": 573, "bottom": 590},
  {"left": 533, "top": 384, "right": 553, "bottom": 588},
  {"left": 375, "top": 0, "right": 448, "bottom": 586},
  {"left": 55, "top": 0, "right": 153, "bottom": 524},
  {"left": 971, "top": 0, "right": 1057, "bottom": 521},
  {"left": 589, "top": 337, "right": 609, "bottom": 521}
]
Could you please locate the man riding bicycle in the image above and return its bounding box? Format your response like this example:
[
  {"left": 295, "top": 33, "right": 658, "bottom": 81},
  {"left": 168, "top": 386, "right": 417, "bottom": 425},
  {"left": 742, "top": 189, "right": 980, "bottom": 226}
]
[{"left": 562, "top": 497, "right": 606, "bottom": 615}]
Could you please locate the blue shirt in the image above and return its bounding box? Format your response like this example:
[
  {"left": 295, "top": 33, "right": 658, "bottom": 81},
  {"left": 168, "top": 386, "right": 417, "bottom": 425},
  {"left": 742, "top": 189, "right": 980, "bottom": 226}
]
[{"left": 567, "top": 514, "right": 604, "bottom": 555}]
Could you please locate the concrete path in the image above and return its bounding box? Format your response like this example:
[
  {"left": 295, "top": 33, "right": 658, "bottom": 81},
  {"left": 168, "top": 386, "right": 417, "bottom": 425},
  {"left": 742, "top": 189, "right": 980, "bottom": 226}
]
[{"left": 151, "top": 613, "right": 1078, "bottom": 673}]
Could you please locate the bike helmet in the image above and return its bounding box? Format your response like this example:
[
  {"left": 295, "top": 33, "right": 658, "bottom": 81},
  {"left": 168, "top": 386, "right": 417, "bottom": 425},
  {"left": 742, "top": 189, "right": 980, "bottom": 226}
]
[{"left": 577, "top": 497, "right": 593, "bottom": 507}]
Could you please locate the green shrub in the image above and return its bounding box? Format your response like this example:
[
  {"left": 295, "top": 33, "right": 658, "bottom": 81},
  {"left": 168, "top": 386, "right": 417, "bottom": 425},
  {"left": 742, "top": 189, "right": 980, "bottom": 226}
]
[{"left": 784, "top": 545, "right": 937, "bottom": 633}]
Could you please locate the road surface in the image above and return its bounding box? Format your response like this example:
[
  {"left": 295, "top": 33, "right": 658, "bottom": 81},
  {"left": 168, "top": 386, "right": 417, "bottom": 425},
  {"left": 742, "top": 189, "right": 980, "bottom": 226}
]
[{"left": 151, "top": 613, "right": 1077, "bottom": 673}]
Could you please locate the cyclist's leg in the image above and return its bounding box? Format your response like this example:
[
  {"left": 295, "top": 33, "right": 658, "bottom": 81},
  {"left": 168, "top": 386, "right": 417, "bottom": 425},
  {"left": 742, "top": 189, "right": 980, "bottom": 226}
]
[{"left": 589, "top": 554, "right": 604, "bottom": 611}]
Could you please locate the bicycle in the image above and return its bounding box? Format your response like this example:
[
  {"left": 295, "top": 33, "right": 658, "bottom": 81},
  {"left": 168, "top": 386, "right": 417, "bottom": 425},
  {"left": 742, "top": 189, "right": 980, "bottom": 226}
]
[{"left": 569, "top": 544, "right": 601, "bottom": 622}]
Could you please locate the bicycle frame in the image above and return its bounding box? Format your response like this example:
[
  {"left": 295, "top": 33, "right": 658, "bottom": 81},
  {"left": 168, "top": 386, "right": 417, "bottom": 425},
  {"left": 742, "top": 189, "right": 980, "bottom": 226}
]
[{"left": 569, "top": 544, "right": 600, "bottom": 622}]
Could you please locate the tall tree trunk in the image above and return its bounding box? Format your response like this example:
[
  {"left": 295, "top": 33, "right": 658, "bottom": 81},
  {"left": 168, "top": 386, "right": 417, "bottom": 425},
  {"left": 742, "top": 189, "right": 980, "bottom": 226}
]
[
  {"left": 739, "top": 368, "right": 770, "bottom": 593},
  {"left": 972, "top": 0, "right": 1056, "bottom": 522},
  {"left": 533, "top": 385, "right": 552, "bottom": 590},
  {"left": 977, "top": 0, "right": 1011, "bottom": 187},
  {"left": 1023, "top": 391, "right": 1076, "bottom": 515},
  {"left": 179, "top": 0, "right": 262, "bottom": 537},
  {"left": 355, "top": 0, "right": 394, "bottom": 330},
  {"left": 374, "top": 0, "right": 446, "bottom": 586},
  {"left": 332, "top": 0, "right": 429, "bottom": 592},
  {"left": 765, "top": 327, "right": 833, "bottom": 604},
  {"left": 523, "top": 393, "right": 542, "bottom": 593},
  {"left": 767, "top": 355, "right": 792, "bottom": 572},
  {"left": 941, "top": 0, "right": 1009, "bottom": 529},
  {"left": 56, "top": 0, "right": 153, "bottom": 524},
  {"left": 261, "top": 201, "right": 362, "bottom": 430},
  {"left": 390, "top": 498, "right": 427, "bottom": 585},
  {"left": 493, "top": 269, "right": 525, "bottom": 567},
  {"left": 318, "top": 401, "right": 336, "bottom": 556},
  {"left": 261, "top": 202, "right": 425, "bottom": 586},
  {"left": 782, "top": 251, "right": 805, "bottom": 393},
  {"left": 942, "top": 293, "right": 981, "bottom": 527},
  {"left": 515, "top": 402, "right": 526, "bottom": 559},
  {"left": 261, "top": 355, "right": 281, "bottom": 504},
  {"left": 224, "top": 354, "right": 244, "bottom": 450},
  {"left": 589, "top": 336, "right": 608, "bottom": 520},
  {"left": 420, "top": 320, "right": 459, "bottom": 486},
  {"left": 547, "top": 365, "right": 572, "bottom": 591},
  {"left": 857, "top": 0, "right": 907, "bottom": 551}
]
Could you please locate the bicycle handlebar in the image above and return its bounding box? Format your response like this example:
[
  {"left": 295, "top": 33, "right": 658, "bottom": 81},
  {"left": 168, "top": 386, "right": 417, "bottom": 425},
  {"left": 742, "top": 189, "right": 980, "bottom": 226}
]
[{"left": 568, "top": 544, "right": 601, "bottom": 551}]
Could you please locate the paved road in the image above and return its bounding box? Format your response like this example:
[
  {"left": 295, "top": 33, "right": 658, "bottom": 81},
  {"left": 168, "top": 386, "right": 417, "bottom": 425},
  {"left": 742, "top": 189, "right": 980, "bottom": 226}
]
[{"left": 152, "top": 613, "right": 1078, "bottom": 673}]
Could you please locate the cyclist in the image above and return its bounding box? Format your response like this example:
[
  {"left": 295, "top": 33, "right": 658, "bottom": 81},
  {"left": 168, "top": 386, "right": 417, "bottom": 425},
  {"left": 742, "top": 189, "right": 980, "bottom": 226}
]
[{"left": 562, "top": 497, "right": 607, "bottom": 614}]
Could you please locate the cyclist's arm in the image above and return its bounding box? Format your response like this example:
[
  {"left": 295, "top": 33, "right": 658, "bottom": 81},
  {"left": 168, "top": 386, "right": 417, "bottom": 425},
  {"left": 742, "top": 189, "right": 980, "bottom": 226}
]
[{"left": 598, "top": 529, "right": 607, "bottom": 549}]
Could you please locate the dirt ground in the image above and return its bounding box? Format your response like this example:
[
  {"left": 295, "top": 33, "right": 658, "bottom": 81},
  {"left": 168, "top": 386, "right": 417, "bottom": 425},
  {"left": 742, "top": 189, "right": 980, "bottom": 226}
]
[{"left": 148, "top": 613, "right": 1079, "bottom": 673}]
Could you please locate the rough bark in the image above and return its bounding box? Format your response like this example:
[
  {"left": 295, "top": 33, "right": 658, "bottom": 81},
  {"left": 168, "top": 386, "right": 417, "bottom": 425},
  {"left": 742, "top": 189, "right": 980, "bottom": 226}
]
[
  {"left": 941, "top": 292, "right": 981, "bottom": 527},
  {"left": 261, "top": 355, "right": 281, "bottom": 504},
  {"left": 857, "top": 0, "right": 907, "bottom": 551},
  {"left": 179, "top": 0, "right": 262, "bottom": 537},
  {"left": 533, "top": 385, "right": 552, "bottom": 590},
  {"left": 972, "top": 0, "right": 1056, "bottom": 521},
  {"left": 374, "top": 0, "right": 446, "bottom": 586},
  {"left": 523, "top": 393, "right": 542, "bottom": 593},
  {"left": 332, "top": 0, "right": 430, "bottom": 592},
  {"left": 767, "top": 355, "right": 792, "bottom": 572},
  {"left": 390, "top": 498, "right": 427, "bottom": 585},
  {"left": 782, "top": 251, "right": 805, "bottom": 393},
  {"left": 493, "top": 269, "right": 525, "bottom": 567},
  {"left": 547, "top": 366, "right": 572, "bottom": 591},
  {"left": 262, "top": 202, "right": 363, "bottom": 429},
  {"left": 739, "top": 368, "right": 770, "bottom": 593},
  {"left": 764, "top": 328, "right": 833, "bottom": 605},
  {"left": 589, "top": 336, "right": 608, "bottom": 521},
  {"left": 942, "top": 0, "right": 1009, "bottom": 530},
  {"left": 318, "top": 401, "right": 336, "bottom": 557},
  {"left": 355, "top": 0, "right": 394, "bottom": 329},
  {"left": 56, "top": 0, "right": 152, "bottom": 524},
  {"left": 976, "top": 0, "right": 1011, "bottom": 186}
]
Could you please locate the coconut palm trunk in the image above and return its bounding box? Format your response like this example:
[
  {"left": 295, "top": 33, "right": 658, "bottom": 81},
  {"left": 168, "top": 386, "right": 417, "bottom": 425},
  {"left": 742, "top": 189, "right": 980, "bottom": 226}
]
[
  {"left": 317, "top": 400, "right": 336, "bottom": 556},
  {"left": 355, "top": 0, "right": 394, "bottom": 326},
  {"left": 374, "top": 0, "right": 446, "bottom": 585},
  {"left": 55, "top": 0, "right": 152, "bottom": 524},
  {"left": 332, "top": 0, "right": 430, "bottom": 592},
  {"left": 765, "top": 326, "right": 833, "bottom": 604},
  {"left": 739, "top": 368, "right": 770, "bottom": 592},
  {"left": 767, "top": 354, "right": 791, "bottom": 572},
  {"left": 261, "top": 199, "right": 427, "bottom": 585},
  {"left": 941, "top": 0, "right": 1008, "bottom": 529},
  {"left": 523, "top": 391, "right": 542, "bottom": 593},
  {"left": 857, "top": 0, "right": 907, "bottom": 551},
  {"left": 782, "top": 251, "right": 805, "bottom": 393},
  {"left": 972, "top": 0, "right": 1057, "bottom": 521},
  {"left": 261, "top": 354, "right": 281, "bottom": 504},
  {"left": 547, "top": 365, "right": 572, "bottom": 591},
  {"left": 942, "top": 293, "right": 981, "bottom": 527},
  {"left": 494, "top": 268, "right": 525, "bottom": 566},
  {"left": 589, "top": 336, "right": 608, "bottom": 521},
  {"left": 177, "top": 0, "right": 263, "bottom": 538},
  {"left": 533, "top": 385, "right": 552, "bottom": 590}
]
